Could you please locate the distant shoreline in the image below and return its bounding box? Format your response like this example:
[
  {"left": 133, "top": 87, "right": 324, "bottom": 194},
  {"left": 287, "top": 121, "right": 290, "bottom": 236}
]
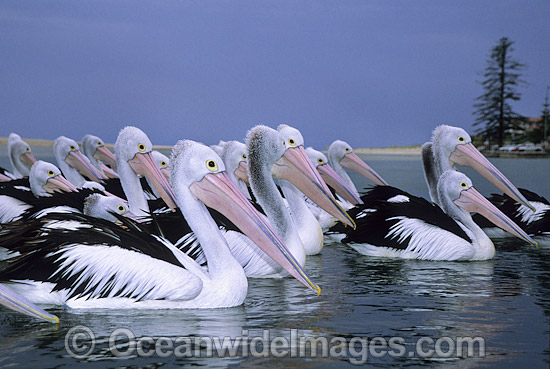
[
  {"left": 0, "top": 136, "right": 421, "bottom": 155},
  {"left": 354, "top": 146, "right": 422, "bottom": 155},
  {"left": 0, "top": 137, "right": 173, "bottom": 151},
  {"left": 2, "top": 138, "right": 548, "bottom": 157}
]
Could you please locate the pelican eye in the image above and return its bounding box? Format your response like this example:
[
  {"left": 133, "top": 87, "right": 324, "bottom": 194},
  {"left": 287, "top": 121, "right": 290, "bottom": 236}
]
[
  {"left": 282, "top": 140, "right": 286, "bottom": 147},
  {"left": 47, "top": 170, "right": 55, "bottom": 177},
  {"left": 160, "top": 161, "right": 167, "bottom": 168},
  {"left": 460, "top": 182, "right": 468, "bottom": 189},
  {"left": 97, "top": 141, "right": 103, "bottom": 146},
  {"left": 288, "top": 138, "right": 296, "bottom": 146},
  {"left": 241, "top": 153, "right": 247, "bottom": 160},
  {"left": 318, "top": 158, "right": 324, "bottom": 164},
  {"left": 137, "top": 143, "right": 146, "bottom": 152},
  {"left": 117, "top": 205, "right": 126, "bottom": 213},
  {"left": 206, "top": 160, "right": 218, "bottom": 172},
  {"left": 458, "top": 136, "right": 465, "bottom": 143},
  {"left": 345, "top": 147, "right": 351, "bottom": 153},
  {"left": 25, "top": 147, "right": 30, "bottom": 152},
  {"left": 69, "top": 145, "right": 76, "bottom": 150}
]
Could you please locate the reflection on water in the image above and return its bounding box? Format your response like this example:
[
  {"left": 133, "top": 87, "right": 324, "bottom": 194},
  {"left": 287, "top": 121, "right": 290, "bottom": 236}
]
[{"left": 0, "top": 149, "right": 549, "bottom": 367}]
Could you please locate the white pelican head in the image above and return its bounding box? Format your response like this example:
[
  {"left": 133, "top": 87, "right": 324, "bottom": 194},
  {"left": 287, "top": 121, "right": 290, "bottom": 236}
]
[
  {"left": 438, "top": 170, "right": 536, "bottom": 246},
  {"left": 82, "top": 134, "right": 118, "bottom": 170},
  {"left": 83, "top": 193, "right": 138, "bottom": 223},
  {"left": 248, "top": 125, "right": 355, "bottom": 229},
  {"left": 29, "top": 160, "right": 78, "bottom": 197},
  {"left": 8, "top": 133, "right": 36, "bottom": 178},
  {"left": 305, "top": 147, "right": 363, "bottom": 205},
  {"left": 151, "top": 150, "right": 170, "bottom": 181},
  {"left": 221, "top": 141, "right": 249, "bottom": 185},
  {"left": 431, "top": 125, "right": 534, "bottom": 211},
  {"left": 115, "top": 126, "right": 177, "bottom": 212},
  {"left": 54, "top": 136, "right": 107, "bottom": 185},
  {"left": 328, "top": 139, "right": 388, "bottom": 186}
]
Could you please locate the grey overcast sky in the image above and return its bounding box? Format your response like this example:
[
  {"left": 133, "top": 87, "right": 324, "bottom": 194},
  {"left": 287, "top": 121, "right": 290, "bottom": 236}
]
[{"left": 0, "top": 0, "right": 549, "bottom": 149}]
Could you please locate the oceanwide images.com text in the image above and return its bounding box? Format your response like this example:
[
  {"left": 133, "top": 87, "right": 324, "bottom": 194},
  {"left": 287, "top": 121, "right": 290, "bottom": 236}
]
[{"left": 65, "top": 326, "right": 486, "bottom": 364}]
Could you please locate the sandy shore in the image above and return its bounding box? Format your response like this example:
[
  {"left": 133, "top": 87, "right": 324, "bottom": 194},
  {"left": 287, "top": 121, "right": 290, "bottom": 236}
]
[
  {"left": 0, "top": 137, "right": 58, "bottom": 147},
  {"left": 0, "top": 137, "right": 421, "bottom": 154},
  {"left": 354, "top": 146, "right": 422, "bottom": 155},
  {"left": 0, "top": 137, "right": 175, "bottom": 151}
]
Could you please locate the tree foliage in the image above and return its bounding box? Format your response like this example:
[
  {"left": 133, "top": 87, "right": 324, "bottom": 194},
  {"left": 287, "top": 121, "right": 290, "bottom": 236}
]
[{"left": 473, "top": 37, "right": 526, "bottom": 146}]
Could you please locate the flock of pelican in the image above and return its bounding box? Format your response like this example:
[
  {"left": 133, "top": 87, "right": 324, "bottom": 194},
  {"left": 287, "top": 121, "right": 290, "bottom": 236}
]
[{"left": 0, "top": 124, "right": 547, "bottom": 324}]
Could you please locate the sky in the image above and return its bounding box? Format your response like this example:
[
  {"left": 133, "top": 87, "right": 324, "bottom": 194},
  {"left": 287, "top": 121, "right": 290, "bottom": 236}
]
[{"left": 0, "top": 0, "right": 549, "bottom": 149}]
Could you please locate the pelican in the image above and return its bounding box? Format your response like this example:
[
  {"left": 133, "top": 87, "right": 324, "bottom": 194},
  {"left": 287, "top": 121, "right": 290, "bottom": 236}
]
[
  {"left": 142, "top": 150, "right": 172, "bottom": 199},
  {"left": 0, "top": 140, "right": 319, "bottom": 309},
  {"left": 0, "top": 163, "right": 132, "bottom": 262},
  {"left": 422, "top": 125, "right": 533, "bottom": 210},
  {"left": 0, "top": 160, "right": 78, "bottom": 223},
  {"left": 81, "top": 134, "right": 119, "bottom": 178},
  {"left": 303, "top": 147, "right": 363, "bottom": 230},
  {"left": 306, "top": 147, "right": 363, "bottom": 206},
  {"left": 113, "top": 127, "right": 177, "bottom": 217},
  {"left": 7, "top": 133, "right": 37, "bottom": 179},
  {"left": 145, "top": 126, "right": 354, "bottom": 264},
  {"left": 277, "top": 124, "right": 359, "bottom": 255},
  {"left": 219, "top": 141, "right": 250, "bottom": 199},
  {"left": 152, "top": 150, "right": 171, "bottom": 181},
  {"left": 328, "top": 140, "right": 388, "bottom": 199},
  {"left": 209, "top": 134, "right": 355, "bottom": 255},
  {"left": 341, "top": 170, "right": 536, "bottom": 261},
  {"left": 81, "top": 193, "right": 136, "bottom": 223},
  {"left": 472, "top": 189, "right": 550, "bottom": 246},
  {"left": 0, "top": 161, "right": 134, "bottom": 227},
  {"left": 227, "top": 125, "right": 354, "bottom": 276},
  {"left": 53, "top": 136, "right": 108, "bottom": 188},
  {"left": 421, "top": 125, "right": 547, "bottom": 244}
]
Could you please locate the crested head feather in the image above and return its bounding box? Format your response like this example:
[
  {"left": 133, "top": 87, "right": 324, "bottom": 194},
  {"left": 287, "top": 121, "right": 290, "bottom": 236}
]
[
  {"left": 431, "top": 124, "right": 451, "bottom": 142},
  {"left": 277, "top": 123, "right": 290, "bottom": 131},
  {"left": 115, "top": 126, "right": 152, "bottom": 157},
  {"left": 82, "top": 193, "right": 103, "bottom": 215}
]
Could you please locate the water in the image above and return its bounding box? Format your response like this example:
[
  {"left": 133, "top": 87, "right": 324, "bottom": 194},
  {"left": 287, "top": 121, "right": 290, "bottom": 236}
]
[{"left": 0, "top": 149, "right": 549, "bottom": 368}]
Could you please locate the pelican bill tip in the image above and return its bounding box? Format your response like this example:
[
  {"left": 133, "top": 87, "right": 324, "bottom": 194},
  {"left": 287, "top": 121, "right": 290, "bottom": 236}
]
[
  {"left": 316, "top": 286, "right": 322, "bottom": 296},
  {"left": 37, "top": 309, "right": 59, "bottom": 324}
]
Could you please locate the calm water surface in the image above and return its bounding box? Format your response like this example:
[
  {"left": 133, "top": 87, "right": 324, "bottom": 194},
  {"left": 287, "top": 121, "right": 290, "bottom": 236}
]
[{"left": 0, "top": 148, "right": 549, "bottom": 368}]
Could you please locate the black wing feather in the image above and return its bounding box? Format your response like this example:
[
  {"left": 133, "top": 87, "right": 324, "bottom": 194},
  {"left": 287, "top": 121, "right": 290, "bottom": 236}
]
[{"left": 332, "top": 186, "right": 471, "bottom": 248}]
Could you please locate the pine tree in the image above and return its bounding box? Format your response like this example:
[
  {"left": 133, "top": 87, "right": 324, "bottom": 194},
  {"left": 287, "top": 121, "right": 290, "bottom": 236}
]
[
  {"left": 542, "top": 86, "right": 550, "bottom": 146},
  {"left": 473, "top": 37, "right": 526, "bottom": 147}
]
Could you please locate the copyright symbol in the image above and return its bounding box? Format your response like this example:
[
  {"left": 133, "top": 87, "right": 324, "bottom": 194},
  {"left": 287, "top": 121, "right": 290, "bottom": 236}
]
[{"left": 65, "top": 325, "right": 96, "bottom": 359}]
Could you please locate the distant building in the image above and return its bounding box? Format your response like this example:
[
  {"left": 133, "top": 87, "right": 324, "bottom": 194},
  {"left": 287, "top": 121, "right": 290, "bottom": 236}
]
[
  {"left": 516, "top": 116, "right": 543, "bottom": 131},
  {"left": 509, "top": 116, "right": 548, "bottom": 147},
  {"left": 474, "top": 116, "right": 549, "bottom": 151}
]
